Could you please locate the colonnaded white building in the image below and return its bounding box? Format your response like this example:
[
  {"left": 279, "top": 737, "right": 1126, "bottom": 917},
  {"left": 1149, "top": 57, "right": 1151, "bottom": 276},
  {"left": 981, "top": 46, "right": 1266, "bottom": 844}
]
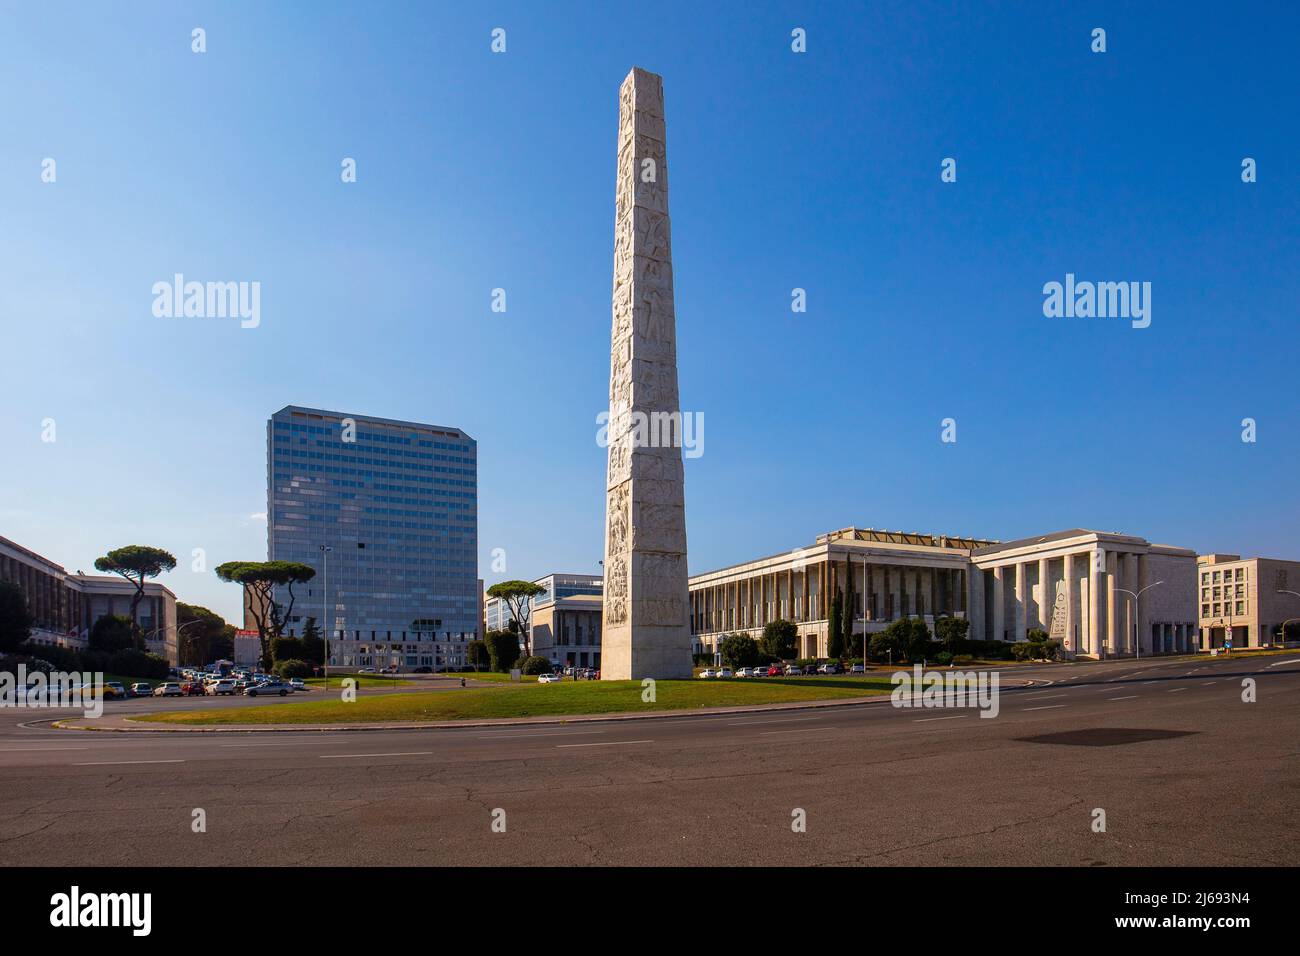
[{"left": 689, "top": 527, "right": 1198, "bottom": 660}]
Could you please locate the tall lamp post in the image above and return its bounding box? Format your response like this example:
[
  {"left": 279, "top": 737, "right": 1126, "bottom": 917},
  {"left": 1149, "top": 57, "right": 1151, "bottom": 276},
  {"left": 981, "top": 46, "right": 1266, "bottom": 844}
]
[
  {"left": 1114, "top": 581, "right": 1163, "bottom": 660},
  {"left": 320, "top": 545, "right": 333, "bottom": 688}
]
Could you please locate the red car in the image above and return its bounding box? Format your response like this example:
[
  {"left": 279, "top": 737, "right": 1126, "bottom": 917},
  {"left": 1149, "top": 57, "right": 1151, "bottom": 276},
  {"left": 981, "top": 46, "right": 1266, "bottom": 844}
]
[{"left": 766, "top": 665, "right": 784, "bottom": 677}]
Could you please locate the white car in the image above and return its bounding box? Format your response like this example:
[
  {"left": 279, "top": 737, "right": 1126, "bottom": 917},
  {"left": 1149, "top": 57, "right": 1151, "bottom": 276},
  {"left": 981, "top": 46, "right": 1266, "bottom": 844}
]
[
  {"left": 717, "top": 667, "right": 733, "bottom": 679},
  {"left": 288, "top": 678, "right": 307, "bottom": 691},
  {"left": 537, "top": 673, "right": 562, "bottom": 684},
  {"left": 205, "top": 679, "right": 237, "bottom": 696},
  {"left": 697, "top": 668, "right": 717, "bottom": 679},
  {"left": 152, "top": 682, "right": 183, "bottom": 697},
  {"left": 734, "top": 667, "right": 752, "bottom": 678}
]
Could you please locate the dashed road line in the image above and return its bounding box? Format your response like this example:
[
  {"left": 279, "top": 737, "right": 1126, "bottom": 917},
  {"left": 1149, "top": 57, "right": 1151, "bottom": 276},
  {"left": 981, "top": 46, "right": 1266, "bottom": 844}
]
[
  {"left": 555, "top": 739, "right": 653, "bottom": 748},
  {"left": 320, "top": 752, "right": 432, "bottom": 759}
]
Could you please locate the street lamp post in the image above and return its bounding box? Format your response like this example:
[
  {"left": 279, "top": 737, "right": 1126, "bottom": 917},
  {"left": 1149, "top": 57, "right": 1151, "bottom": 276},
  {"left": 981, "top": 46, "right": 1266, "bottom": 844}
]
[
  {"left": 320, "top": 545, "right": 333, "bottom": 688},
  {"left": 1113, "top": 581, "right": 1163, "bottom": 659}
]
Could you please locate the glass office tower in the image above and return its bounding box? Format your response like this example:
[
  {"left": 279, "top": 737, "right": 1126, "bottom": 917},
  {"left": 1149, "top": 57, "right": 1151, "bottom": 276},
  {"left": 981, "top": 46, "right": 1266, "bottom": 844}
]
[{"left": 266, "top": 405, "right": 478, "bottom": 671}]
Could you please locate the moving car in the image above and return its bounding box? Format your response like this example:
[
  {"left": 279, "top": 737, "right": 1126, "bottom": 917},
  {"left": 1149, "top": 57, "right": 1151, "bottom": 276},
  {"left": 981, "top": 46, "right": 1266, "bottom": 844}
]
[
  {"left": 537, "top": 673, "right": 561, "bottom": 684},
  {"left": 245, "top": 681, "right": 289, "bottom": 697},
  {"left": 152, "top": 682, "right": 183, "bottom": 697},
  {"left": 288, "top": 678, "right": 307, "bottom": 691}
]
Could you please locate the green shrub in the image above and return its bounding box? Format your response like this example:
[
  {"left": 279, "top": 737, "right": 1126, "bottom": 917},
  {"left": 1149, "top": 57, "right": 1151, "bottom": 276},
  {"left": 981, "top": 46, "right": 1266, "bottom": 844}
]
[
  {"left": 519, "top": 656, "right": 553, "bottom": 676},
  {"left": 934, "top": 651, "right": 954, "bottom": 666},
  {"left": 273, "top": 659, "right": 312, "bottom": 679}
]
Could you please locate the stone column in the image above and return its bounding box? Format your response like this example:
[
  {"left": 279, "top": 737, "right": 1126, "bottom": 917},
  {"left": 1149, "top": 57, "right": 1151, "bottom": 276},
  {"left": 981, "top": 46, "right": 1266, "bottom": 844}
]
[
  {"left": 993, "top": 566, "right": 1006, "bottom": 642},
  {"left": 1063, "top": 553, "right": 1076, "bottom": 653},
  {"left": 1138, "top": 553, "right": 1151, "bottom": 655},
  {"left": 1038, "top": 557, "right": 1051, "bottom": 630},
  {"left": 1088, "top": 550, "right": 1102, "bottom": 655},
  {"left": 1014, "top": 562, "right": 1027, "bottom": 642},
  {"left": 1106, "top": 550, "right": 1119, "bottom": 656}
]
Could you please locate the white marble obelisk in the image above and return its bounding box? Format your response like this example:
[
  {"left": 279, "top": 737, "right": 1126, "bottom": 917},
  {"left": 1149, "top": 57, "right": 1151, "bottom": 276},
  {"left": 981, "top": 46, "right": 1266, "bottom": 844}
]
[{"left": 600, "top": 68, "right": 692, "bottom": 680}]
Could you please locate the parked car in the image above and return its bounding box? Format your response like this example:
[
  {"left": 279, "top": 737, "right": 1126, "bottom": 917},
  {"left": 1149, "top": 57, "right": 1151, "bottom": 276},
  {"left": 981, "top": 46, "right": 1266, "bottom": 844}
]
[
  {"left": 766, "top": 665, "right": 784, "bottom": 677},
  {"left": 152, "top": 682, "right": 183, "bottom": 697},
  {"left": 288, "top": 678, "right": 307, "bottom": 691},
  {"left": 205, "top": 679, "right": 237, "bottom": 696},
  {"left": 849, "top": 663, "right": 866, "bottom": 675},
  {"left": 697, "top": 668, "right": 717, "bottom": 679},
  {"left": 245, "top": 681, "right": 289, "bottom": 697},
  {"left": 181, "top": 681, "right": 206, "bottom": 696},
  {"left": 537, "top": 673, "right": 562, "bottom": 684},
  {"left": 784, "top": 665, "right": 804, "bottom": 676},
  {"left": 412, "top": 666, "right": 432, "bottom": 673},
  {"left": 130, "top": 683, "right": 153, "bottom": 697},
  {"left": 717, "top": 667, "right": 733, "bottom": 678},
  {"left": 102, "top": 682, "right": 128, "bottom": 700},
  {"left": 358, "top": 667, "right": 377, "bottom": 673},
  {"left": 817, "top": 663, "right": 843, "bottom": 675},
  {"left": 734, "top": 667, "right": 752, "bottom": 678}
]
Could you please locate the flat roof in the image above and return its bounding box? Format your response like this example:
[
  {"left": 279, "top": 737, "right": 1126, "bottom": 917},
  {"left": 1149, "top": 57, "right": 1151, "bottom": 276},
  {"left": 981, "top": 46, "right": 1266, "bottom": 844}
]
[{"left": 272, "top": 405, "right": 474, "bottom": 442}]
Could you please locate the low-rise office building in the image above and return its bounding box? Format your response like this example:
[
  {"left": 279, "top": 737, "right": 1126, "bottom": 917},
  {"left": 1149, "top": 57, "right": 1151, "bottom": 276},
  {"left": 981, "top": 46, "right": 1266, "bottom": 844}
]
[
  {"left": 0, "top": 534, "right": 180, "bottom": 664},
  {"left": 1197, "top": 554, "right": 1300, "bottom": 649},
  {"left": 689, "top": 526, "right": 1199, "bottom": 660},
  {"left": 485, "top": 572, "right": 607, "bottom": 669}
]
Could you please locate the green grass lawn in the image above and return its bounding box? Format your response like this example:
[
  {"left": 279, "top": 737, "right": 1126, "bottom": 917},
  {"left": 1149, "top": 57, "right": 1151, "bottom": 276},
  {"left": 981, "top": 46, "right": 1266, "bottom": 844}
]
[{"left": 133, "top": 676, "right": 895, "bottom": 725}]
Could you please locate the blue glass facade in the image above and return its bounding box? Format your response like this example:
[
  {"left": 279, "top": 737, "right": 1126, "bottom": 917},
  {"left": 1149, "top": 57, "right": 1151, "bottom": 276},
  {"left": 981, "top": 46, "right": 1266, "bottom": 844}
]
[{"left": 267, "top": 405, "right": 478, "bottom": 669}]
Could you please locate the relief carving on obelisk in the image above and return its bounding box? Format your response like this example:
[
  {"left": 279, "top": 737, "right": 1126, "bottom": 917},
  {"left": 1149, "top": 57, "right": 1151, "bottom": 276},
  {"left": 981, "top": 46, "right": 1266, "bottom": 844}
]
[{"left": 600, "top": 67, "right": 692, "bottom": 680}]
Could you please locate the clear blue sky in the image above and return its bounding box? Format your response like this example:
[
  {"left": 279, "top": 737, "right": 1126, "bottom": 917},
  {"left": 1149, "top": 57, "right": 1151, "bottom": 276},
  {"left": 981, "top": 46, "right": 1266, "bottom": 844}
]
[{"left": 2, "top": 1, "right": 1297, "bottom": 624}]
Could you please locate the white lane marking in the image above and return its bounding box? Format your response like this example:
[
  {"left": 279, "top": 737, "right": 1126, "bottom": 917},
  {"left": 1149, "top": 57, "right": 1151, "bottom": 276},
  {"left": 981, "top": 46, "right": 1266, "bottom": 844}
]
[
  {"left": 1021, "top": 705, "right": 1067, "bottom": 711},
  {"left": 726, "top": 716, "right": 821, "bottom": 726},
  {"left": 1204, "top": 681, "right": 1218, "bottom": 686},
  {"left": 1023, "top": 694, "right": 1068, "bottom": 701},
  {"left": 73, "top": 759, "right": 185, "bottom": 766},
  {"left": 478, "top": 738, "right": 608, "bottom": 743},
  {"left": 0, "top": 746, "right": 89, "bottom": 752},
  {"left": 759, "top": 727, "right": 823, "bottom": 735},
  {"left": 1167, "top": 688, "right": 1187, "bottom": 693},
  {"left": 1268, "top": 659, "right": 1300, "bottom": 668},
  {"left": 320, "top": 751, "right": 432, "bottom": 759},
  {"left": 556, "top": 739, "right": 653, "bottom": 748},
  {"left": 913, "top": 715, "right": 967, "bottom": 722},
  {"left": 1107, "top": 695, "right": 1139, "bottom": 701},
  {"left": 218, "top": 739, "right": 346, "bottom": 747}
]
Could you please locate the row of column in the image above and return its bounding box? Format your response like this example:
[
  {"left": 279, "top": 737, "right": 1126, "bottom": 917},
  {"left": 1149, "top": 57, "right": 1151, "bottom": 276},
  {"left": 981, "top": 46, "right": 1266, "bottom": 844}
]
[
  {"left": 690, "top": 557, "right": 968, "bottom": 635},
  {"left": 980, "top": 549, "right": 1152, "bottom": 655}
]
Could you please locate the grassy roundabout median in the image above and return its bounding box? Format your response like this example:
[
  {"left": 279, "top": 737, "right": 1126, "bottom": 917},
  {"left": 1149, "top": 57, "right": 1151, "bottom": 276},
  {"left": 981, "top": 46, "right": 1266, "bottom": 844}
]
[{"left": 132, "top": 676, "right": 896, "bottom": 725}]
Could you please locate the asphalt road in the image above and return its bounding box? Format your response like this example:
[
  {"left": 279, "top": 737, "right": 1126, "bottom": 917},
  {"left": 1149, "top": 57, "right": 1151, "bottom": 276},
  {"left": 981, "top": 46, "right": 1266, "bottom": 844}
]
[{"left": 1, "top": 654, "right": 1297, "bottom": 866}]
